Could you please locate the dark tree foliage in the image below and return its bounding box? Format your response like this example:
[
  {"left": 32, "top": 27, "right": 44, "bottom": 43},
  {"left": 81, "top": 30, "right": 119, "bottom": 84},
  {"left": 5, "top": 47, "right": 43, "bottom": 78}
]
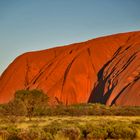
[
  {"left": 15, "top": 89, "right": 49, "bottom": 119},
  {"left": 1, "top": 89, "right": 49, "bottom": 120}
]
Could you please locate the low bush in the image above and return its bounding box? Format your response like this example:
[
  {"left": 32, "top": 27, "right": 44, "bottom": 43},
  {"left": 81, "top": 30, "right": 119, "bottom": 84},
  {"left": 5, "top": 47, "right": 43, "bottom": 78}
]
[
  {"left": 107, "top": 121, "right": 136, "bottom": 139},
  {"left": 78, "top": 120, "right": 137, "bottom": 139},
  {"left": 0, "top": 119, "right": 139, "bottom": 140},
  {"left": 59, "top": 127, "right": 80, "bottom": 140},
  {"left": 43, "top": 122, "right": 64, "bottom": 135},
  {"left": 1, "top": 89, "right": 140, "bottom": 117},
  {"left": 79, "top": 123, "right": 108, "bottom": 139},
  {"left": 42, "top": 103, "right": 140, "bottom": 116},
  {"left": 7, "top": 134, "right": 22, "bottom": 140}
]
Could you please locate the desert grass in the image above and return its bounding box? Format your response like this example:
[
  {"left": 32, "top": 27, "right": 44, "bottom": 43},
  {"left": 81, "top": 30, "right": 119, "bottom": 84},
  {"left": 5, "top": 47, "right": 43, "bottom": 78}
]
[
  {"left": 1, "top": 116, "right": 140, "bottom": 129},
  {"left": 0, "top": 116, "right": 140, "bottom": 140},
  {"left": 0, "top": 116, "right": 139, "bottom": 128}
]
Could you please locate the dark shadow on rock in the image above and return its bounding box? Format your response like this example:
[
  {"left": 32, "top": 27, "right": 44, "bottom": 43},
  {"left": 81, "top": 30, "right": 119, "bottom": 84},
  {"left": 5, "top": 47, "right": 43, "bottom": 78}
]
[{"left": 88, "top": 47, "right": 121, "bottom": 104}]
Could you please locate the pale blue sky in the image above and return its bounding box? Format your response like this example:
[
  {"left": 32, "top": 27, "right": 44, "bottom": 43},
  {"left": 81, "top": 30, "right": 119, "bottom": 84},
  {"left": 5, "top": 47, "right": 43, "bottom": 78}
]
[{"left": 0, "top": 0, "right": 140, "bottom": 74}]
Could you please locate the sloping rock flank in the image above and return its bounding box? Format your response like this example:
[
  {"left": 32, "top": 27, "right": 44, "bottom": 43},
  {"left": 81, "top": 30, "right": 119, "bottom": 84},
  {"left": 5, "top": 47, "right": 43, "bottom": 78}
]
[{"left": 0, "top": 31, "right": 140, "bottom": 106}]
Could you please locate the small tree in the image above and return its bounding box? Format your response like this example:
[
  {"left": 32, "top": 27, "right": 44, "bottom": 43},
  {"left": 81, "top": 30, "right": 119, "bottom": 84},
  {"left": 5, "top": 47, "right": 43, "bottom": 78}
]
[{"left": 13, "top": 89, "right": 49, "bottom": 120}]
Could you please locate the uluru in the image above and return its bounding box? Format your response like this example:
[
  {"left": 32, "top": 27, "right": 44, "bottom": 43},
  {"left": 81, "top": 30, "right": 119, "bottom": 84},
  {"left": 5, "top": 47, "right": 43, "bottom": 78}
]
[{"left": 0, "top": 31, "right": 140, "bottom": 106}]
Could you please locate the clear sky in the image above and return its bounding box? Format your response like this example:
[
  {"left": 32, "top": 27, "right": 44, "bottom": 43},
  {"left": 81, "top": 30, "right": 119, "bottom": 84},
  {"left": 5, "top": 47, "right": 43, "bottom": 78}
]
[{"left": 0, "top": 0, "right": 140, "bottom": 75}]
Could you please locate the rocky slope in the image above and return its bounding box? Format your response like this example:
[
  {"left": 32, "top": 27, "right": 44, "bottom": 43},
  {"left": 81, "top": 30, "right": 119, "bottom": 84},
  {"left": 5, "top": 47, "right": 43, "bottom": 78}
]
[{"left": 0, "top": 31, "right": 140, "bottom": 106}]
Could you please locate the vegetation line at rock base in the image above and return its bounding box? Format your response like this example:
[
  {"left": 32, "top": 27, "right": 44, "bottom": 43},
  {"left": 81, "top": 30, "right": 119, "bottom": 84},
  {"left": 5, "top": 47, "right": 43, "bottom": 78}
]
[
  {"left": 0, "top": 89, "right": 140, "bottom": 140},
  {"left": 0, "top": 89, "right": 140, "bottom": 118}
]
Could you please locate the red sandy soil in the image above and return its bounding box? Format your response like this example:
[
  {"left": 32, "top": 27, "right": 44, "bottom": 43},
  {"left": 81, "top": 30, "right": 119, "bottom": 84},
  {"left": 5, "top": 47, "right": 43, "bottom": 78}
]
[{"left": 0, "top": 31, "right": 140, "bottom": 106}]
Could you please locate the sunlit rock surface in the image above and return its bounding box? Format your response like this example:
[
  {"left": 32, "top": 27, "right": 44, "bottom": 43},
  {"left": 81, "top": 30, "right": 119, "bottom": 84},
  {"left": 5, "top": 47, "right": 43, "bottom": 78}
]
[{"left": 0, "top": 31, "right": 140, "bottom": 106}]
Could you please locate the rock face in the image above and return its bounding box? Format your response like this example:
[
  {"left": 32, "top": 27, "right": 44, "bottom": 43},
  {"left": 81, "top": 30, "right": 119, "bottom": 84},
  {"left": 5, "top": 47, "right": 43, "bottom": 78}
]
[{"left": 0, "top": 31, "right": 140, "bottom": 106}]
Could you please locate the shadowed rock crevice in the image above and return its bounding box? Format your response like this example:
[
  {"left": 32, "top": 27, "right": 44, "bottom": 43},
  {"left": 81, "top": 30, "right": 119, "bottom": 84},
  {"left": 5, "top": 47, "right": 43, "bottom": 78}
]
[
  {"left": 113, "top": 53, "right": 136, "bottom": 78},
  {"left": 88, "top": 43, "right": 139, "bottom": 105},
  {"left": 62, "top": 58, "right": 76, "bottom": 92},
  {"left": 88, "top": 61, "right": 118, "bottom": 104},
  {"left": 88, "top": 47, "right": 122, "bottom": 104}
]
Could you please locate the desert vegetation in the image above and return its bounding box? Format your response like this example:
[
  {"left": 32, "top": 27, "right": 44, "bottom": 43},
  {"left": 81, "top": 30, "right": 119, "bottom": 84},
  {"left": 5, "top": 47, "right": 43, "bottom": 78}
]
[
  {"left": 0, "top": 116, "right": 140, "bottom": 140},
  {"left": 0, "top": 89, "right": 140, "bottom": 140},
  {"left": 0, "top": 89, "right": 140, "bottom": 117},
  {"left": 0, "top": 89, "right": 49, "bottom": 120}
]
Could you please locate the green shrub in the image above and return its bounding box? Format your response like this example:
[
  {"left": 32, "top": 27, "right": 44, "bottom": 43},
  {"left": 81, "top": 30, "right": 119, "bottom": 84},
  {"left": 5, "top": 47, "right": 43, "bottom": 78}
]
[
  {"left": 1, "top": 100, "right": 27, "bottom": 116},
  {"left": 43, "top": 122, "right": 80, "bottom": 140},
  {"left": 79, "top": 123, "right": 108, "bottom": 139},
  {"left": 43, "top": 122, "right": 64, "bottom": 135},
  {"left": 107, "top": 121, "right": 136, "bottom": 139},
  {"left": 59, "top": 127, "right": 80, "bottom": 140},
  {"left": 7, "top": 134, "right": 22, "bottom": 140},
  {"left": 5, "top": 126, "right": 24, "bottom": 140},
  {"left": 6, "top": 126, "right": 21, "bottom": 135},
  {"left": 18, "top": 127, "right": 53, "bottom": 140},
  {"left": 79, "top": 123, "right": 93, "bottom": 139},
  {"left": 44, "top": 132, "right": 53, "bottom": 140},
  {"left": 87, "top": 125, "right": 108, "bottom": 139},
  {"left": 1, "top": 89, "right": 49, "bottom": 119},
  {"left": 78, "top": 120, "right": 137, "bottom": 139},
  {"left": 14, "top": 89, "right": 49, "bottom": 119}
]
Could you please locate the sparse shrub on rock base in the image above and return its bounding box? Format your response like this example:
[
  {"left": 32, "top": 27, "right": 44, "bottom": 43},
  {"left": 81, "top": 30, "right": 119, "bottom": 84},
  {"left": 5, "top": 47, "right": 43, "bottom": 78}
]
[{"left": 0, "top": 90, "right": 140, "bottom": 140}]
